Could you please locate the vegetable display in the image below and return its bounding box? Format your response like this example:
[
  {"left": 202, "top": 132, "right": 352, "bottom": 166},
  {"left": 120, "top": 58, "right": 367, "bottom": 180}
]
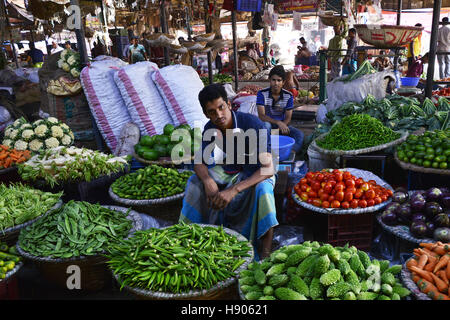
[
  {"left": 316, "top": 114, "right": 401, "bottom": 151},
  {"left": 201, "top": 74, "right": 233, "bottom": 85},
  {"left": 57, "top": 49, "right": 81, "bottom": 78},
  {"left": 107, "top": 222, "right": 251, "bottom": 293},
  {"left": 0, "top": 183, "right": 62, "bottom": 231},
  {"left": 2, "top": 117, "right": 75, "bottom": 152},
  {"left": 380, "top": 187, "right": 450, "bottom": 241},
  {"left": 406, "top": 242, "right": 450, "bottom": 300},
  {"left": 18, "top": 146, "right": 129, "bottom": 187},
  {"left": 239, "top": 241, "right": 410, "bottom": 300},
  {"left": 433, "top": 87, "right": 450, "bottom": 97},
  {"left": 134, "top": 123, "right": 201, "bottom": 162},
  {"left": 18, "top": 200, "right": 133, "bottom": 259},
  {"left": 294, "top": 169, "right": 393, "bottom": 210},
  {"left": 0, "top": 242, "right": 21, "bottom": 280},
  {"left": 0, "top": 145, "right": 31, "bottom": 169},
  {"left": 339, "top": 60, "right": 377, "bottom": 83},
  {"left": 111, "top": 165, "right": 193, "bottom": 200},
  {"left": 396, "top": 130, "right": 450, "bottom": 170}
]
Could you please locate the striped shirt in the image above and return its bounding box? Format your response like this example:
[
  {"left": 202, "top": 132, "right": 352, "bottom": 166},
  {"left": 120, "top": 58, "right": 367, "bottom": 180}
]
[{"left": 256, "top": 87, "right": 294, "bottom": 121}]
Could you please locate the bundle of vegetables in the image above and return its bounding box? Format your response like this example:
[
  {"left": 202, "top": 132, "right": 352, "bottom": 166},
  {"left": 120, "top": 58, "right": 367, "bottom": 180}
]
[
  {"left": 2, "top": 117, "right": 75, "bottom": 152},
  {"left": 57, "top": 49, "right": 81, "bottom": 78},
  {"left": 406, "top": 242, "right": 450, "bottom": 300},
  {"left": 0, "top": 145, "right": 31, "bottom": 169},
  {"left": 396, "top": 130, "right": 450, "bottom": 170},
  {"left": 238, "top": 85, "right": 263, "bottom": 96},
  {"left": 110, "top": 165, "right": 193, "bottom": 200},
  {"left": 134, "top": 123, "right": 201, "bottom": 161},
  {"left": 433, "top": 87, "right": 450, "bottom": 97},
  {"left": 200, "top": 74, "right": 233, "bottom": 85},
  {"left": 0, "top": 183, "right": 62, "bottom": 231},
  {"left": 294, "top": 169, "right": 393, "bottom": 209},
  {"left": 340, "top": 60, "right": 377, "bottom": 83},
  {"left": 18, "top": 146, "right": 129, "bottom": 187},
  {"left": 239, "top": 242, "right": 410, "bottom": 300},
  {"left": 316, "top": 114, "right": 401, "bottom": 151},
  {"left": 0, "top": 242, "right": 21, "bottom": 280},
  {"left": 18, "top": 200, "right": 133, "bottom": 259},
  {"left": 107, "top": 222, "right": 251, "bottom": 293},
  {"left": 380, "top": 187, "right": 450, "bottom": 241}
]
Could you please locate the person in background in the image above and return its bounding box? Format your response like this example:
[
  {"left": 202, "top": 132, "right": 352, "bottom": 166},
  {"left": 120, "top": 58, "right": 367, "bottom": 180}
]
[
  {"left": 342, "top": 28, "right": 358, "bottom": 75},
  {"left": 215, "top": 49, "right": 223, "bottom": 73},
  {"left": 295, "top": 37, "right": 312, "bottom": 66},
  {"left": 406, "top": 53, "right": 429, "bottom": 89},
  {"left": 256, "top": 65, "right": 304, "bottom": 155},
  {"left": 246, "top": 43, "right": 259, "bottom": 61},
  {"left": 406, "top": 23, "right": 422, "bottom": 68},
  {"left": 437, "top": 17, "right": 450, "bottom": 80},
  {"left": 128, "top": 36, "right": 147, "bottom": 64},
  {"left": 310, "top": 35, "right": 323, "bottom": 53},
  {"left": 328, "top": 21, "right": 348, "bottom": 80},
  {"left": 26, "top": 42, "right": 44, "bottom": 68},
  {"left": 283, "top": 70, "right": 300, "bottom": 99},
  {"left": 373, "top": 50, "right": 393, "bottom": 71},
  {"left": 180, "top": 84, "right": 277, "bottom": 259},
  {"left": 262, "top": 26, "right": 270, "bottom": 68},
  {"left": 50, "top": 41, "right": 63, "bottom": 55},
  {"left": 64, "top": 41, "right": 72, "bottom": 50}
]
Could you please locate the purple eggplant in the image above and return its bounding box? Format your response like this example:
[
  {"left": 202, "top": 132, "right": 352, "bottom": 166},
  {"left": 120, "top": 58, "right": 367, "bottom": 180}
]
[
  {"left": 381, "top": 211, "right": 398, "bottom": 226},
  {"left": 410, "top": 221, "right": 428, "bottom": 238},
  {"left": 385, "top": 202, "right": 400, "bottom": 212},
  {"left": 426, "top": 187, "right": 443, "bottom": 202},
  {"left": 411, "top": 190, "right": 426, "bottom": 198},
  {"left": 392, "top": 191, "right": 409, "bottom": 204},
  {"left": 425, "top": 202, "right": 443, "bottom": 219},
  {"left": 426, "top": 221, "right": 436, "bottom": 238},
  {"left": 396, "top": 203, "right": 412, "bottom": 224},
  {"left": 410, "top": 197, "right": 426, "bottom": 213},
  {"left": 411, "top": 214, "right": 427, "bottom": 224},
  {"left": 434, "top": 227, "right": 450, "bottom": 242},
  {"left": 441, "top": 193, "right": 450, "bottom": 209},
  {"left": 433, "top": 213, "right": 450, "bottom": 228}
]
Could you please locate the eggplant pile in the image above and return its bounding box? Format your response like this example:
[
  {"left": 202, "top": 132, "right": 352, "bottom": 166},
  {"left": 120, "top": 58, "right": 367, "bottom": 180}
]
[{"left": 380, "top": 187, "right": 450, "bottom": 242}]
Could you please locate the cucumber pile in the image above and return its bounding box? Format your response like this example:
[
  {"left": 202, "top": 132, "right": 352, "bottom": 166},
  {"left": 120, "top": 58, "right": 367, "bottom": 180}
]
[
  {"left": 0, "top": 242, "right": 21, "bottom": 280},
  {"left": 396, "top": 129, "right": 450, "bottom": 170},
  {"left": 110, "top": 165, "right": 193, "bottom": 200}
]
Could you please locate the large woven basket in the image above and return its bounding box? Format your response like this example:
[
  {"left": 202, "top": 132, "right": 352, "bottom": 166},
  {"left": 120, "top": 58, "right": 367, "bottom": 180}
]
[
  {"left": 319, "top": 14, "right": 347, "bottom": 27},
  {"left": 193, "top": 33, "right": 215, "bottom": 42},
  {"left": 400, "top": 258, "right": 431, "bottom": 300},
  {"left": 133, "top": 151, "right": 193, "bottom": 167},
  {"left": 0, "top": 200, "right": 63, "bottom": 247},
  {"left": 311, "top": 130, "right": 409, "bottom": 157},
  {"left": 291, "top": 168, "right": 393, "bottom": 215},
  {"left": 15, "top": 206, "right": 143, "bottom": 292},
  {"left": 355, "top": 24, "right": 424, "bottom": 49},
  {"left": 0, "top": 166, "right": 22, "bottom": 186},
  {"left": 112, "top": 223, "right": 253, "bottom": 300},
  {"left": 394, "top": 152, "right": 450, "bottom": 176},
  {"left": 0, "top": 261, "right": 23, "bottom": 287}
]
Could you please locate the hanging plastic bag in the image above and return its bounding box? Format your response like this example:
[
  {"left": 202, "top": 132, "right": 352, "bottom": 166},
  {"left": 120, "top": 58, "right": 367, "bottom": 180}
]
[
  {"left": 271, "top": 13, "right": 278, "bottom": 31},
  {"left": 292, "top": 11, "right": 303, "bottom": 31}
]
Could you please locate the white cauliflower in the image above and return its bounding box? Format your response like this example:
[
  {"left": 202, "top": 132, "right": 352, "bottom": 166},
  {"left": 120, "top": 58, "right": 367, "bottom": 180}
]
[
  {"left": 45, "top": 137, "right": 60, "bottom": 149},
  {"left": 47, "top": 117, "right": 59, "bottom": 124},
  {"left": 2, "top": 139, "right": 13, "bottom": 148},
  {"left": 67, "top": 55, "right": 76, "bottom": 66},
  {"left": 60, "top": 49, "right": 68, "bottom": 60},
  {"left": 14, "top": 140, "right": 28, "bottom": 151},
  {"left": 34, "top": 125, "right": 49, "bottom": 138},
  {"left": 33, "top": 119, "right": 45, "bottom": 127},
  {"left": 29, "top": 139, "right": 44, "bottom": 152},
  {"left": 61, "top": 134, "right": 72, "bottom": 146},
  {"left": 20, "top": 123, "right": 32, "bottom": 130},
  {"left": 9, "top": 129, "right": 19, "bottom": 140},
  {"left": 13, "top": 118, "right": 24, "bottom": 128},
  {"left": 57, "top": 59, "right": 64, "bottom": 68},
  {"left": 69, "top": 131, "right": 74, "bottom": 140},
  {"left": 62, "top": 62, "right": 70, "bottom": 72},
  {"left": 60, "top": 123, "right": 70, "bottom": 130},
  {"left": 4, "top": 127, "right": 13, "bottom": 138},
  {"left": 51, "top": 126, "right": 64, "bottom": 138},
  {"left": 21, "top": 129, "right": 35, "bottom": 140},
  {"left": 70, "top": 68, "right": 80, "bottom": 78}
]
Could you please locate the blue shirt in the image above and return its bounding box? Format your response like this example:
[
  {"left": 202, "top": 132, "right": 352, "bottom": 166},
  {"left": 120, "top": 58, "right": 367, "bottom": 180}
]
[
  {"left": 27, "top": 48, "right": 44, "bottom": 64},
  {"left": 256, "top": 87, "right": 294, "bottom": 121},
  {"left": 129, "top": 44, "right": 146, "bottom": 63},
  {"left": 201, "top": 111, "right": 271, "bottom": 177}
]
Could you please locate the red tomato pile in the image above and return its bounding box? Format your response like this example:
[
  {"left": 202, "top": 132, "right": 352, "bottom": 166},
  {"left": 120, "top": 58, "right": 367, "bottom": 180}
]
[{"left": 293, "top": 169, "right": 393, "bottom": 210}]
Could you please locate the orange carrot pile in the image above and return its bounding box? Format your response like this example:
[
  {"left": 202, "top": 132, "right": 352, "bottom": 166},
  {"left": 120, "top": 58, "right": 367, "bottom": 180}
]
[
  {"left": 0, "top": 145, "right": 31, "bottom": 169},
  {"left": 407, "top": 242, "right": 450, "bottom": 300}
]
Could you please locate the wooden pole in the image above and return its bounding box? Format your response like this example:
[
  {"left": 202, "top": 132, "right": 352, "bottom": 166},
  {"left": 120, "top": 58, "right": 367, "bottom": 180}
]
[
  {"left": 100, "top": 0, "right": 111, "bottom": 55},
  {"left": 0, "top": 0, "right": 18, "bottom": 68},
  {"left": 70, "top": 0, "right": 89, "bottom": 67},
  {"left": 160, "top": 0, "right": 170, "bottom": 66},
  {"left": 204, "top": 0, "right": 213, "bottom": 84},
  {"left": 396, "top": 0, "right": 402, "bottom": 25},
  {"left": 232, "top": 10, "right": 238, "bottom": 92},
  {"left": 425, "top": 0, "right": 442, "bottom": 98}
]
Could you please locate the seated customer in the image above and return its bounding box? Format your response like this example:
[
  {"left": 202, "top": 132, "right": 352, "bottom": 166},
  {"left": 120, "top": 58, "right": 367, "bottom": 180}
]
[
  {"left": 256, "top": 65, "right": 304, "bottom": 155},
  {"left": 406, "top": 53, "right": 429, "bottom": 88}
]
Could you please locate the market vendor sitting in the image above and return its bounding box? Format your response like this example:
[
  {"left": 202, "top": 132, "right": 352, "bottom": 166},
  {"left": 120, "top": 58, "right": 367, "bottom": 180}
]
[
  {"left": 179, "top": 84, "right": 278, "bottom": 259},
  {"left": 256, "top": 65, "right": 304, "bottom": 155},
  {"left": 26, "top": 42, "right": 44, "bottom": 68},
  {"left": 406, "top": 53, "right": 429, "bottom": 88}
]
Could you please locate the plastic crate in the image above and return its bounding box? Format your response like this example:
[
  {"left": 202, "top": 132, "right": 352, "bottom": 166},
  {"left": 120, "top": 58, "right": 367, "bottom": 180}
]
[
  {"left": 235, "top": 0, "right": 262, "bottom": 12},
  {"left": 0, "top": 277, "right": 19, "bottom": 300},
  {"left": 326, "top": 214, "right": 375, "bottom": 252}
]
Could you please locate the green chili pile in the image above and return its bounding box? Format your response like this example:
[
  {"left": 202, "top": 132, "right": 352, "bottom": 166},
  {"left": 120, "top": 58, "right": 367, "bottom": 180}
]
[
  {"left": 316, "top": 114, "right": 401, "bottom": 151},
  {"left": 107, "top": 222, "right": 251, "bottom": 293},
  {"left": 18, "top": 200, "right": 133, "bottom": 259}
]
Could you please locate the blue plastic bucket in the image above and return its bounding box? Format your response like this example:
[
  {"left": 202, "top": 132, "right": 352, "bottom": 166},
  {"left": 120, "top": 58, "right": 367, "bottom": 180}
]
[
  {"left": 400, "top": 77, "right": 420, "bottom": 87},
  {"left": 271, "top": 135, "right": 295, "bottom": 161}
]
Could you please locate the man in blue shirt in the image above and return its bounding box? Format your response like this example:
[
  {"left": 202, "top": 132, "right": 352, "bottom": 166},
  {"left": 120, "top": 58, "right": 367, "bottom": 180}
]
[
  {"left": 179, "top": 84, "right": 278, "bottom": 259},
  {"left": 128, "top": 36, "right": 147, "bottom": 64},
  {"left": 256, "top": 65, "right": 304, "bottom": 155},
  {"left": 26, "top": 42, "right": 44, "bottom": 68}
]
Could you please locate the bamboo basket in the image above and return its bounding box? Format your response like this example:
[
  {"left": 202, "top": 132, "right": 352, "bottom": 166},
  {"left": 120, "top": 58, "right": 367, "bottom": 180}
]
[
  {"left": 401, "top": 259, "right": 431, "bottom": 300},
  {"left": 394, "top": 152, "right": 450, "bottom": 176},
  {"left": 354, "top": 24, "right": 424, "bottom": 49}
]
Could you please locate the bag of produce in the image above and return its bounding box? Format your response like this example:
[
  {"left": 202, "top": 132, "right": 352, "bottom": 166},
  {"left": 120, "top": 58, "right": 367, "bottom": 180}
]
[
  {"left": 151, "top": 65, "right": 208, "bottom": 130},
  {"left": 80, "top": 57, "right": 132, "bottom": 153},
  {"left": 114, "top": 61, "right": 173, "bottom": 138}
]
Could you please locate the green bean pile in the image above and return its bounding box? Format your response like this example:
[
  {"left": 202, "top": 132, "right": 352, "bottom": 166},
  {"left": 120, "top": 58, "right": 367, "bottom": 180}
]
[
  {"left": 111, "top": 165, "right": 193, "bottom": 200},
  {"left": 18, "top": 200, "right": 133, "bottom": 259},
  {"left": 316, "top": 114, "right": 401, "bottom": 151},
  {"left": 0, "top": 183, "right": 62, "bottom": 231},
  {"left": 107, "top": 222, "right": 252, "bottom": 293}
]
